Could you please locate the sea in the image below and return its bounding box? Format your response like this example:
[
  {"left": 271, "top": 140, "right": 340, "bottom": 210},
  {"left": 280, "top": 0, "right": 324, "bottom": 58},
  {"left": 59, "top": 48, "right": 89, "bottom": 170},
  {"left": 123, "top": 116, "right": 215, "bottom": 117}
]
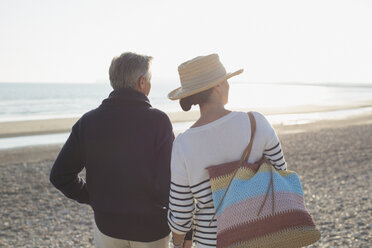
[{"left": 1, "top": 81, "right": 372, "bottom": 149}]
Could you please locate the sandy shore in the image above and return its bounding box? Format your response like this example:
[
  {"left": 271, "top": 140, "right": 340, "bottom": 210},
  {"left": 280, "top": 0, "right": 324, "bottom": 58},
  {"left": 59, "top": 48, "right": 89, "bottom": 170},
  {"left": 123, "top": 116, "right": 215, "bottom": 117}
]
[
  {"left": 0, "top": 116, "right": 371, "bottom": 247},
  {"left": 0, "top": 118, "right": 79, "bottom": 138},
  {"left": 1, "top": 103, "right": 372, "bottom": 138}
]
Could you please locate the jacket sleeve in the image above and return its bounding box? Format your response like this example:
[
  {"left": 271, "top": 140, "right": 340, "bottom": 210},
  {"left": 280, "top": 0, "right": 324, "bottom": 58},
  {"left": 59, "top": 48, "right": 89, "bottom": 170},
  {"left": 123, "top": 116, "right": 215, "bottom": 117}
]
[{"left": 49, "top": 120, "right": 89, "bottom": 204}]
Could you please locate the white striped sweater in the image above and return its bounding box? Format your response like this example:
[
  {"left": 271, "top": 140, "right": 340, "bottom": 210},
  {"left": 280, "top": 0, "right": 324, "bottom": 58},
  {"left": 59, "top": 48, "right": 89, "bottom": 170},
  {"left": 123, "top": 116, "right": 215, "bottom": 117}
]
[{"left": 167, "top": 111, "right": 286, "bottom": 247}]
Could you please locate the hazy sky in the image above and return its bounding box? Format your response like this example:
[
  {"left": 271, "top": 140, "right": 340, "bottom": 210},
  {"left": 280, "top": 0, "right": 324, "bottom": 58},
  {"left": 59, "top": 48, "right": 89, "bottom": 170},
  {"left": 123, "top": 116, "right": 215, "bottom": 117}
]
[{"left": 0, "top": 0, "right": 371, "bottom": 84}]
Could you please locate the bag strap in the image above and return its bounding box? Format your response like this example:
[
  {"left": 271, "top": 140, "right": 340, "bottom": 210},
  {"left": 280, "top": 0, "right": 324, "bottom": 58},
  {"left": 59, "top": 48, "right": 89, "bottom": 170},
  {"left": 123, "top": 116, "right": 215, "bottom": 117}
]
[
  {"left": 209, "top": 112, "right": 256, "bottom": 226},
  {"left": 242, "top": 112, "right": 256, "bottom": 163}
]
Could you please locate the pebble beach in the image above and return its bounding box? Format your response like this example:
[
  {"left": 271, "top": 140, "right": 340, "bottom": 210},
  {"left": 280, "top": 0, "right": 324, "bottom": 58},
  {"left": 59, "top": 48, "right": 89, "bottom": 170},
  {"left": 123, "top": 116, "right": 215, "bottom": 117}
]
[{"left": 0, "top": 117, "right": 371, "bottom": 247}]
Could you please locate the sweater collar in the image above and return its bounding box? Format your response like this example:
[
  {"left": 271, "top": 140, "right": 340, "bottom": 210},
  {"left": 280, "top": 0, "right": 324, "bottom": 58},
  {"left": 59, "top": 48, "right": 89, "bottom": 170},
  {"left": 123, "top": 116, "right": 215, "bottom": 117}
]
[{"left": 103, "top": 87, "right": 152, "bottom": 107}]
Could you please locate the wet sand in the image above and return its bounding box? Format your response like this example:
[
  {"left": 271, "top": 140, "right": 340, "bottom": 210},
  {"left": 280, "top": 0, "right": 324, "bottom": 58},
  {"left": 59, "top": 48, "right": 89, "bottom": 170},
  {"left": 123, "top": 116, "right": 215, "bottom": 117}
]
[{"left": 0, "top": 115, "right": 371, "bottom": 247}]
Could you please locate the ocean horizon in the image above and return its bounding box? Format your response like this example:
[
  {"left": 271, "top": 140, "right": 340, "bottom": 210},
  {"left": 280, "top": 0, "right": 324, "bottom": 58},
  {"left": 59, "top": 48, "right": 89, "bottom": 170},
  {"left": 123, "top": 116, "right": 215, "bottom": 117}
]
[{"left": 1, "top": 81, "right": 372, "bottom": 122}]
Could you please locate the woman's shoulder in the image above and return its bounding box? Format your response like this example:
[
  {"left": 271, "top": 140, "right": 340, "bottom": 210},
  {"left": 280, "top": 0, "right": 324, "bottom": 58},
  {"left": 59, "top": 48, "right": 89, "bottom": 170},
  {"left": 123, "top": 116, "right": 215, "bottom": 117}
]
[
  {"left": 251, "top": 111, "right": 270, "bottom": 123},
  {"left": 233, "top": 110, "right": 268, "bottom": 123},
  {"left": 173, "top": 132, "right": 184, "bottom": 144},
  {"left": 234, "top": 110, "right": 274, "bottom": 132},
  {"left": 180, "top": 111, "right": 238, "bottom": 134}
]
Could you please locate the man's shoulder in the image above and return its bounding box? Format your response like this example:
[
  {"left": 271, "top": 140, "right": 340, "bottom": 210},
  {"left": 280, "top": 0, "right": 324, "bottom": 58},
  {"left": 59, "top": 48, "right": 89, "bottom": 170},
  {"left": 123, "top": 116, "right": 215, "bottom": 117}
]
[
  {"left": 78, "top": 106, "right": 172, "bottom": 131},
  {"left": 72, "top": 107, "right": 103, "bottom": 128},
  {"left": 78, "top": 107, "right": 99, "bottom": 121},
  {"left": 147, "top": 107, "right": 171, "bottom": 123}
]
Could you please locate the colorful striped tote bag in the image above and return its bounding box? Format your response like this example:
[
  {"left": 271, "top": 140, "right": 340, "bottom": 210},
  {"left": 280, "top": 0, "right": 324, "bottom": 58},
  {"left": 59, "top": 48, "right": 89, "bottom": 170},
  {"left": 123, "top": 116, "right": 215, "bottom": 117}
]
[{"left": 206, "top": 112, "right": 320, "bottom": 248}]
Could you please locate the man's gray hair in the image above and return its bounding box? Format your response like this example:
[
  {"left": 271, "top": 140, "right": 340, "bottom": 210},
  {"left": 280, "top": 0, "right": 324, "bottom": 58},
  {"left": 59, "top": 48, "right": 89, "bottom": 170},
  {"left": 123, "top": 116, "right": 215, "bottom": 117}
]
[{"left": 109, "top": 52, "right": 153, "bottom": 90}]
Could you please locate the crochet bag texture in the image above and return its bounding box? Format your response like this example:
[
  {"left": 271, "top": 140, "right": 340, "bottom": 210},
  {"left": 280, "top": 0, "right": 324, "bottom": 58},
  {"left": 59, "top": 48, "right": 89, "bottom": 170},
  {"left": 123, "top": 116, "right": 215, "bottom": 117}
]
[{"left": 206, "top": 113, "right": 320, "bottom": 248}]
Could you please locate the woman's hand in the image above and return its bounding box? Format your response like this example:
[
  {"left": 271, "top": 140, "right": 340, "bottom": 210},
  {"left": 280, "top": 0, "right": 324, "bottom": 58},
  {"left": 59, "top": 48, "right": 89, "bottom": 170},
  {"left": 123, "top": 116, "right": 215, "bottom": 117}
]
[
  {"left": 183, "top": 240, "right": 193, "bottom": 248},
  {"left": 171, "top": 231, "right": 193, "bottom": 248}
]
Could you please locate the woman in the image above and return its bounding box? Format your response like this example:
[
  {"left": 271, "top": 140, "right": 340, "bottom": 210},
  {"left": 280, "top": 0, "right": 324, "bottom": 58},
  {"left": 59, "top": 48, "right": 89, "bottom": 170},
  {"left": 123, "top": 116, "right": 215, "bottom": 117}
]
[{"left": 167, "top": 54, "right": 287, "bottom": 248}]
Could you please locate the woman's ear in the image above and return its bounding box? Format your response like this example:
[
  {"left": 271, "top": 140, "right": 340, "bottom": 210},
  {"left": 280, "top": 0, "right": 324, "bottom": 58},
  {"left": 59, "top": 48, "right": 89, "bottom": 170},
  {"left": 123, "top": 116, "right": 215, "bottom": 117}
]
[{"left": 214, "top": 83, "right": 224, "bottom": 96}]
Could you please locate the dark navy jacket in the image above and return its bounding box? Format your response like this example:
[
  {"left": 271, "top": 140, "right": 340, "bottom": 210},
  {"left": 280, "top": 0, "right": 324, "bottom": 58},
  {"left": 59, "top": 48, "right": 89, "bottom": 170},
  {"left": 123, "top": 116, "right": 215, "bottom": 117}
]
[{"left": 50, "top": 88, "right": 174, "bottom": 241}]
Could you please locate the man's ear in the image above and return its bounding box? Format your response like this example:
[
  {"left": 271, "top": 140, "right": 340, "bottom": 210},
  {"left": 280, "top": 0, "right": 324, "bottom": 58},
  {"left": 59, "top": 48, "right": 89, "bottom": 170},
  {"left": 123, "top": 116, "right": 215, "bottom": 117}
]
[{"left": 135, "top": 76, "right": 146, "bottom": 92}]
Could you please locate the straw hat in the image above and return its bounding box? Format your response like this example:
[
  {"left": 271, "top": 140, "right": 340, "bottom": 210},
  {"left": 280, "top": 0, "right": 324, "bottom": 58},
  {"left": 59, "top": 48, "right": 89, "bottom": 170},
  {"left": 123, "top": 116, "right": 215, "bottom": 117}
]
[{"left": 168, "top": 54, "right": 243, "bottom": 100}]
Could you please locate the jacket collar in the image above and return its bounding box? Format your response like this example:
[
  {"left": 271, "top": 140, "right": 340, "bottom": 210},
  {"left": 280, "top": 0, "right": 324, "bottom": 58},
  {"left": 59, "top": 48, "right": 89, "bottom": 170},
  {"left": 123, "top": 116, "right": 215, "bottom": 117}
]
[{"left": 102, "top": 87, "right": 152, "bottom": 107}]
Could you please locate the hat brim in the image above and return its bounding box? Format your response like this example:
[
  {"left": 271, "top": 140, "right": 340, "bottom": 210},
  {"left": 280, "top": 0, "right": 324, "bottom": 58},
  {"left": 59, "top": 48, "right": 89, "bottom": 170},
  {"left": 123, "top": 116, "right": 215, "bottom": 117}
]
[{"left": 168, "top": 69, "right": 244, "bottom": 100}]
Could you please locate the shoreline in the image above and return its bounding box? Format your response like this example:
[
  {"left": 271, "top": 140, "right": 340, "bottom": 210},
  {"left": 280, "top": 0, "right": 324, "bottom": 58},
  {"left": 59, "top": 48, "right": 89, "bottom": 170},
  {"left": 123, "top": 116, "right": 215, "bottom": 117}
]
[
  {"left": 1, "top": 103, "right": 372, "bottom": 138},
  {"left": 1, "top": 113, "right": 371, "bottom": 166}
]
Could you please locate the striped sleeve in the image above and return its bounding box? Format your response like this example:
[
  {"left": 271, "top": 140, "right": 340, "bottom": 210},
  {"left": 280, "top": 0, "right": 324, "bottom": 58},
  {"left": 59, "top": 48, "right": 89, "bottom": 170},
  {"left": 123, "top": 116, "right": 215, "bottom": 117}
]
[
  {"left": 168, "top": 139, "right": 195, "bottom": 234},
  {"left": 192, "top": 180, "right": 217, "bottom": 246},
  {"left": 256, "top": 112, "right": 287, "bottom": 170},
  {"left": 264, "top": 128, "right": 287, "bottom": 170}
]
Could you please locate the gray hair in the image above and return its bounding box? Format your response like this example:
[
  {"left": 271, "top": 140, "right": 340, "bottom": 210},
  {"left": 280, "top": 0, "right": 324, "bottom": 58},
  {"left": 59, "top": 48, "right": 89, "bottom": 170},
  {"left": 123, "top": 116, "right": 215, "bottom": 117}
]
[{"left": 109, "top": 52, "right": 153, "bottom": 90}]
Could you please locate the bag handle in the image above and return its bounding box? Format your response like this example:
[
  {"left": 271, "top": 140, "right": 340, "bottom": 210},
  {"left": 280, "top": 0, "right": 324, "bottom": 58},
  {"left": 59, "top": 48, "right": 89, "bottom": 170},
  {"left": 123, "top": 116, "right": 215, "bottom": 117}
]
[
  {"left": 209, "top": 112, "right": 256, "bottom": 226},
  {"left": 242, "top": 112, "right": 256, "bottom": 162}
]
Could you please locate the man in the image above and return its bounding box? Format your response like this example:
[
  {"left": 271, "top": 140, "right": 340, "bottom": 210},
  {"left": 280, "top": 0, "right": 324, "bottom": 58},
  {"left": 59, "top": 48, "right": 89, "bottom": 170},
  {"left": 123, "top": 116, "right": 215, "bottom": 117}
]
[{"left": 50, "top": 52, "right": 174, "bottom": 247}]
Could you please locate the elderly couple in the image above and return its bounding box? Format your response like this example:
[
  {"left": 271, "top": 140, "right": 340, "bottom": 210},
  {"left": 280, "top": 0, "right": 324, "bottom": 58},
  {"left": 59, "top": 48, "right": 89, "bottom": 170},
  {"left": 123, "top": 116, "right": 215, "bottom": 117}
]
[{"left": 50, "top": 52, "right": 286, "bottom": 248}]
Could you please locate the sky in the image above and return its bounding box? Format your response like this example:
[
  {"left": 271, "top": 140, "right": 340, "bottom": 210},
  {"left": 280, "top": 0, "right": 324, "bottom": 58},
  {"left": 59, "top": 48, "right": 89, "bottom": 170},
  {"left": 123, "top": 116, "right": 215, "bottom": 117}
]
[{"left": 0, "top": 0, "right": 371, "bottom": 84}]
